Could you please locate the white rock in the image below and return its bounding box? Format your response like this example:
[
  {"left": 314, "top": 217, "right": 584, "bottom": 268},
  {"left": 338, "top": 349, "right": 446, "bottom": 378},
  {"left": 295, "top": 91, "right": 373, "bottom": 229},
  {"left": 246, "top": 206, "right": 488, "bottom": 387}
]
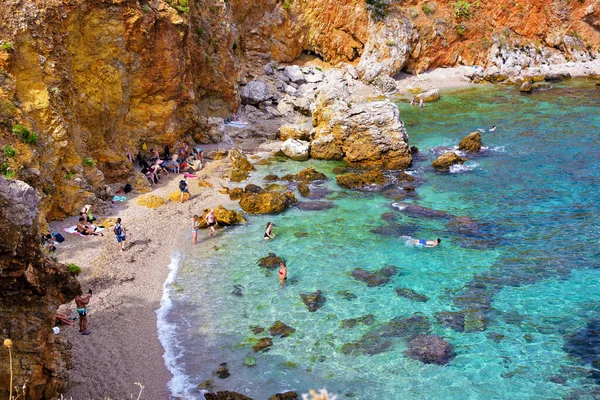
[
  {"left": 284, "top": 65, "right": 306, "bottom": 83},
  {"left": 281, "top": 138, "right": 310, "bottom": 161}
]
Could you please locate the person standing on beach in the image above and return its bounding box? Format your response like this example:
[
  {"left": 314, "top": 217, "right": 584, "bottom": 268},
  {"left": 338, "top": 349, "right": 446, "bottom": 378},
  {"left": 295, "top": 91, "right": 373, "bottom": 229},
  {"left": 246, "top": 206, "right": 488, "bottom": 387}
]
[
  {"left": 192, "top": 215, "right": 200, "bottom": 245},
  {"left": 75, "top": 289, "right": 92, "bottom": 335},
  {"left": 179, "top": 179, "right": 189, "bottom": 202},
  {"left": 205, "top": 209, "right": 218, "bottom": 237},
  {"left": 279, "top": 261, "right": 287, "bottom": 288},
  {"left": 113, "top": 218, "right": 127, "bottom": 252},
  {"left": 264, "top": 222, "right": 275, "bottom": 240}
]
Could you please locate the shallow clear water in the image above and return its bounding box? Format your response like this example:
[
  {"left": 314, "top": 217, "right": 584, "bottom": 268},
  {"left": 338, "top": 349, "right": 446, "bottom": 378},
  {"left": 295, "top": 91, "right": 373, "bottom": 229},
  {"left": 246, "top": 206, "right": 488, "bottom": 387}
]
[{"left": 161, "top": 79, "right": 600, "bottom": 399}]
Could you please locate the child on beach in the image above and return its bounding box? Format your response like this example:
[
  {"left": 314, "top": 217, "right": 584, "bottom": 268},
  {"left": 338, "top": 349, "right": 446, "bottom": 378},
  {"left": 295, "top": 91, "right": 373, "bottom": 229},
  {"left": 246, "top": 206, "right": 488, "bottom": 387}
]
[{"left": 191, "top": 215, "right": 199, "bottom": 245}]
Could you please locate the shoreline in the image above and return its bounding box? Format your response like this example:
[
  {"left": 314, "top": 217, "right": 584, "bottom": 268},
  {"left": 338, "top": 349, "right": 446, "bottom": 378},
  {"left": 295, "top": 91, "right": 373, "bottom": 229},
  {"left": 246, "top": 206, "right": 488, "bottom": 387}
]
[{"left": 50, "top": 61, "right": 599, "bottom": 399}]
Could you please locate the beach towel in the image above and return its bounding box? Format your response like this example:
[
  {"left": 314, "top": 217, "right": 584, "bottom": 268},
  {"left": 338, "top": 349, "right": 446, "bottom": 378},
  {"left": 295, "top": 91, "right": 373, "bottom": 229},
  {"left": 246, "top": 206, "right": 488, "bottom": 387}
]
[
  {"left": 112, "top": 195, "right": 127, "bottom": 202},
  {"left": 224, "top": 121, "right": 248, "bottom": 128},
  {"left": 183, "top": 173, "right": 198, "bottom": 179},
  {"left": 63, "top": 226, "right": 105, "bottom": 236}
]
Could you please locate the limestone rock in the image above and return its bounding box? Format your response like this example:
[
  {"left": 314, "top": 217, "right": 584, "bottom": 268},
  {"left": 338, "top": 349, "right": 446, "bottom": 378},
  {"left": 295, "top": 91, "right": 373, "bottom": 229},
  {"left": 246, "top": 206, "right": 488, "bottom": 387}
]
[
  {"left": 405, "top": 334, "right": 455, "bottom": 365},
  {"left": 283, "top": 65, "right": 305, "bottom": 83},
  {"left": 199, "top": 205, "right": 245, "bottom": 228},
  {"left": 168, "top": 190, "right": 190, "bottom": 203},
  {"left": 336, "top": 170, "right": 385, "bottom": 189},
  {"left": 240, "top": 80, "right": 271, "bottom": 105},
  {"left": 432, "top": 152, "right": 466, "bottom": 171},
  {"left": 458, "top": 132, "right": 482, "bottom": 153},
  {"left": 229, "top": 149, "right": 254, "bottom": 172},
  {"left": 282, "top": 167, "right": 327, "bottom": 183},
  {"left": 520, "top": 81, "right": 533, "bottom": 92},
  {"left": 228, "top": 187, "right": 244, "bottom": 200},
  {"left": 277, "top": 124, "right": 311, "bottom": 141},
  {"left": 239, "top": 191, "right": 297, "bottom": 214},
  {"left": 281, "top": 139, "right": 310, "bottom": 161},
  {"left": 300, "top": 290, "right": 326, "bottom": 312},
  {"left": 269, "top": 392, "right": 299, "bottom": 400},
  {"left": 0, "top": 177, "right": 79, "bottom": 398},
  {"left": 298, "top": 182, "right": 310, "bottom": 197},
  {"left": 136, "top": 194, "right": 166, "bottom": 208},
  {"left": 311, "top": 96, "right": 411, "bottom": 169},
  {"left": 416, "top": 89, "right": 440, "bottom": 103}
]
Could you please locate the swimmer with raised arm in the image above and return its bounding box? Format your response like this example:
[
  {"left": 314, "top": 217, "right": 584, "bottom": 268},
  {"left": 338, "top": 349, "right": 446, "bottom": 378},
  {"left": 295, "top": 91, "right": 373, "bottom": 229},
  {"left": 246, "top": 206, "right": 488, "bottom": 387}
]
[{"left": 412, "top": 238, "right": 441, "bottom": 248}]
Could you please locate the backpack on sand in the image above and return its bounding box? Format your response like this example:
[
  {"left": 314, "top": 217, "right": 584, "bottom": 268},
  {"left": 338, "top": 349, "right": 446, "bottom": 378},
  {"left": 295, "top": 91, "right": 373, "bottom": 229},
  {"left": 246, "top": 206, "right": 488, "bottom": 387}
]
[
  {"left": 114, "top": 224, "right": 123, "bottom": 236},
  {"left": 179, "top": 180, "right": 187, "bottom": 191}
]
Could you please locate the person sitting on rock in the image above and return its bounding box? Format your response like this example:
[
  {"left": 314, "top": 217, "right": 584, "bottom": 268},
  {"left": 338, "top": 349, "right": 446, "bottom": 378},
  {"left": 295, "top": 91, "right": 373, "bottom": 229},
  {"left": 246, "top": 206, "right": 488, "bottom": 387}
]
[{"left": 166, "top": 154, "right": 180, "bottom": 174}]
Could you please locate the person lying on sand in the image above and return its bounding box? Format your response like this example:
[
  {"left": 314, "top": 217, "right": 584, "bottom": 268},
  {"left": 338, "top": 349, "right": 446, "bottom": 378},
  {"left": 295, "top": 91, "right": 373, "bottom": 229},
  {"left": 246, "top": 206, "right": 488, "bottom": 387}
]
[{"left": 76, "top": 218, "right": 102, "bottom": 236}]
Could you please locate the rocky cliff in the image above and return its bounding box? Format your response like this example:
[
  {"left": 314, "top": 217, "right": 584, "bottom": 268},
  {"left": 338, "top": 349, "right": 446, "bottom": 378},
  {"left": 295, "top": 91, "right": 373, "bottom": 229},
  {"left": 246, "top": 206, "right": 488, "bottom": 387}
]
[
  {"left": 0, "top": 0, "right": 598, "bottom": 226},
  {"left": 0, "top": 176, "right": 80, "bottom": 399}
]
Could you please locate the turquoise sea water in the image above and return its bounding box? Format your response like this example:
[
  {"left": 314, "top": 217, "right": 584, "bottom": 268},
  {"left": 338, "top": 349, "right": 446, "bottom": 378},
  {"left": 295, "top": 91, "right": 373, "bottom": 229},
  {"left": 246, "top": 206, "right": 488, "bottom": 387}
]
[{"left": 160, "top": 79, "right": 600, "bottom": 399}]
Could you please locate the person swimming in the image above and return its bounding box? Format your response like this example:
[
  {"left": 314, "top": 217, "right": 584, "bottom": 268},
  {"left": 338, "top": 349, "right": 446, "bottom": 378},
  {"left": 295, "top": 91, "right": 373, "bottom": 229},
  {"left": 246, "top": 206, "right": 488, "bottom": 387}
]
[
  {"left": 412, "top": 238, "right": 441, "bottom": 248},
  {"left": 264, "top": 222, "right": 275, "bottom": 240}
]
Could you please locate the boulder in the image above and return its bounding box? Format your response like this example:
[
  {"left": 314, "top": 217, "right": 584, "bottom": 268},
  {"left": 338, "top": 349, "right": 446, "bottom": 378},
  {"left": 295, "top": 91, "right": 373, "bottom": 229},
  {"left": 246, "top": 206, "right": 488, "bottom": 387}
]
[
  {"left": 519, "top": 81, "right": 533, "bottom": 93},
  {"left": 395, "top": 288, "right": 429, "bottom": 302},
  {"left": 295, "top": 201, "right": 336, "bottom": 211},
  {"left": 281, "top": 139, "right": 310, "bottom": 161},
  {"left": 198, "top": 205, "right": 245, "bottom": 228},
  {"left": 283, "top": 65, "right": 305, "bottom": 83},
  {"left": 405, "top": 334, "right": 455, "bottom": 365},
  {"left": 432, "top": 152, "right": 467, "bottom": 171},
  {"left": 341, "top": 314, "right": 376, "bottom": 328},
  {"left": 278, "top": 124, "right": 311, "bottom": 141},
  {"left": 298, "top": 182, "right": 310, "bottom": 197},
  {"left": 258, "top": 253, "right": 284, "bottom": 269},
  {"left": 336, "top": 170, "right": 385, "bottom": 189},
  {"left": 264, "top": 174, "right": 279, "bottom": 182},
  {"left": 252, "top": 337, "right": 273, "bottom": 353},
  {"left": 532, "top": 82, "right": 552, "bottom": 90},
  {"left": 544, "top": 72, "right": 570, "bottom": 81},
  {"left": 204, "top": 391, "right": 254, "bottom": 400},
  {"left": 300, "top": 290, "right": 326, "bottom": 312},
  {"left": 397, "top": 171, "right": 415, "bottom": 182},
  {"left": 239, "top": 191, "right": 297, "bottom": 214},
  {"left": 304, "top": 69, "right": 324, "bottom": 83},
  {"left": 131, "top": 171, "right": 152, "bottom": 193},
  {"left": 168, "top": 190, "right": 190, "bottom": 203},
  {"left": 416, "top": 89, "right": 440, "bottom": 102},
  {"left": 296, "top": 167, "right": 327, "bottom": 182},
  {"left": 351, "top": 266, "right": 397, "bottom": 287},
  {"left": 229, "top": 149, "right": 254, "bottom": 172},
  {"left": 228, "top": 187, "right": 244, "bottom": 200},
  {"left": 269, "top": 392, "right": 299, "bottom": 400},
  {"left": 136, "top": 194, "right": 166, "bottom": 208},
  {"left": 244, "top": 184, "right": 264, "bottom": 194},
  {"left": 269, "top": 321, "right": 296, "bottom": 337},
  {"left": 458, "top": 132, "right": 482, "bottom": 153},
  {"left": 230, "top": 169, "right": 250, "bottom": 182},
  {"left": 240, "top": 80, "right": 271, "bottom": 105},
  {"left": 310, "top": 97, "right": 411, "bottom": 169},
  {"left": 213, "top": 363, "right": 230, "bottom": 379},
  {"left": 198, "top": 180, "right": 213, "bottom": 188}
]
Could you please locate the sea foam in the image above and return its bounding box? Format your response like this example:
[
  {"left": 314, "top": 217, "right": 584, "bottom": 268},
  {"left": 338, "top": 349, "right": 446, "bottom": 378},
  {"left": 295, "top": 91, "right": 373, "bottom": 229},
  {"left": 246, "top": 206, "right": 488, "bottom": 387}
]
[{"left": 156, "top": 253, "right": 194, "bottom": 398}]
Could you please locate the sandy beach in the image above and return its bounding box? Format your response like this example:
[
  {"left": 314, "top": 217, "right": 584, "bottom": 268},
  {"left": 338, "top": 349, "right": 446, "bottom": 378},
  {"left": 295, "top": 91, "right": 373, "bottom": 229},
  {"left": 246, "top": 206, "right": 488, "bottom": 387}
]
[{"left": 49, "top": 61, "right": 600, "bottom": 399}]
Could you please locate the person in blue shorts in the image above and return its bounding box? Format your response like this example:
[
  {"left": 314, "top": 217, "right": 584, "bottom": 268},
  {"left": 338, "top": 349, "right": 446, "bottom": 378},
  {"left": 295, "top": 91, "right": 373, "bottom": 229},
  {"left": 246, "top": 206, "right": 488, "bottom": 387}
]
[
  {"left": 412, "top": 238, "right": 441, "bottom": 247},
  {"left": 113, "top": 218, "right": 127, "bottom": 252},
  {"left": 75, "top": 289, "right": 93, "bottom": 335}
]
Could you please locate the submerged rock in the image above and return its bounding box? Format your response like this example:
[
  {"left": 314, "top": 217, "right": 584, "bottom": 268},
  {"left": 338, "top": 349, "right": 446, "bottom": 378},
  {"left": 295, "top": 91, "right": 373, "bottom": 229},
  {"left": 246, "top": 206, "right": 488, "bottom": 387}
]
[
  {"left": 269, "top": 392, "right": 299, "bottom": 400},
  {"left": 213, "top": 363, "right": 230, "bottom": 379},
  {"left": 392, "top": 202, "right": 452, "bottom": 220},
  {"left": 435, "top": 311, "right": 465, "bottom": 332},
  {"left": 338, "top": 290, "right": 357, "bottom": 300},
  {"left": 458, "top": 132, "right": 483, "bottom": 153},
  {"left": 432, "top": 152, "right": 467, "bottom": 171},
  {"left": 404, "top": 335, "right": 455, "bottom": 365},
  {"left": 269, "top": 321, "right": 296, "bottom": 337},
  {"left": 258, "top": 253, "right": 284, "bottom": 269},
  {"left": 341, "top": 314, "right": 376, "bottom": 328},
  {"left": 253, "top": 337, "right": 273, "bottom": 352},
  {"left": 336, "top": 170, "right": 385, "bottom": 190},
  {"left": 395, "top": 288, "right": 429, "bottom": 302},
  {"left": 204, "top": 391, "right": 254, "bottom": 400},
  {"left": 351, "top": 266, "right": 398, "bottom": 287},
  {"left": 300, "top": 290, "right": 326, "bottom": 312},
  {"left": 295, "top": 201, "right": 336, "bottom": 211}
]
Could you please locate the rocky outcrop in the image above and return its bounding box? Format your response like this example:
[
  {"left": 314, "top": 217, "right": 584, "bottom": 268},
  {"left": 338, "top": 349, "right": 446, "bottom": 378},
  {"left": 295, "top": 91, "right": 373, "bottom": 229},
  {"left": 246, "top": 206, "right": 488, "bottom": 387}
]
[
  {"left": 458, "top": 132, "right": 483, "bottom": 153},
  {"left": 239, "top": 191, "right": 297, "bottom": 214},
  {"left": 432, "top": 152, "right": 467, "bottom": 171},
  {"left": 205, "top": 391, "right": 254, "bottom": 400},
  {"left": 336, "top": 170, "right": 385, "bottom": 190},
  {"left": 229, "top": 149, "right": 254, "bottom": 182},
  {"left": 405, "top": 335, "right": 455, "bottom": 365},
  {"left": 281, "top": 139, "right": 310, "bottom": 161},
  {"left": 0, "top": 177, "right": 80, "bottom": 399},
  {"left": 199, "top": 205, "right": 246, "bottom": 228},
  {"left": 282, "top": 167, "right": 327, "bottom": 183},
  {"left": 277, "top": 124, "right": 311, "bottom": 142},
  {"left": 310, "top": 95, "right": 411, "bottom": 169}
]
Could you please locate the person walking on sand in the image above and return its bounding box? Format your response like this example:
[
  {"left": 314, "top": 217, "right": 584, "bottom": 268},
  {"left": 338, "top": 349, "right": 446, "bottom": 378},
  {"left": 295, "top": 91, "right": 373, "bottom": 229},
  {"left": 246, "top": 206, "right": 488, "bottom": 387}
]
[
  {"left": 205, "top": 209, "right": 218, "bottom": 237},
  {"left": 75, "top": 289, "right": 92, "bottom": 335},
  {"left": 179, "top": 179, "right": 189, "bottom": 202},
  {"left": 264, "top": 222, "right": 275, "bottom": 240},
  {"left": 191, "top": 215, "right": 200, "bottom": 245},
  {"left": 113, "top": 218, "right": 127, "bottom": 252},
  {"left": 412, "top": 238, "right": 441, "bottom": 248},
  {"left": 279, "top": 261, "right": 287, "bottom": 288}
]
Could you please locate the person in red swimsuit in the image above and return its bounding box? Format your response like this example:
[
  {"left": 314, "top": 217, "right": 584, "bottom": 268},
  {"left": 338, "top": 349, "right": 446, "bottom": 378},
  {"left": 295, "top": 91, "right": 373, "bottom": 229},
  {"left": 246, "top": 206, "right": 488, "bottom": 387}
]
[{"left": 279, "top": 261, "right": 287, "bottom": 288}]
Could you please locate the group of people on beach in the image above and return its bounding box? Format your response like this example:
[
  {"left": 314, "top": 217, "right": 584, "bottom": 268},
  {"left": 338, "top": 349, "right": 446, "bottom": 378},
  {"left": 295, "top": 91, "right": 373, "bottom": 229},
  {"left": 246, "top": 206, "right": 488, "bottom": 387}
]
[
  {"left": 136, "top": 142, "right": 204, "bottom": 186},
  {"left": 191, "top": 209, "right": 218, "bottom": 245}
]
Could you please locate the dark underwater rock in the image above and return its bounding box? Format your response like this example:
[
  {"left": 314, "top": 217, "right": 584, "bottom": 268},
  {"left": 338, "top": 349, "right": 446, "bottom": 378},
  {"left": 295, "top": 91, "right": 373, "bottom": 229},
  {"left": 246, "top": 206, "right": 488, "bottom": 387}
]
[
  {"left": 253, "top": 337, "right": 273, "bottom": 352},
  {"left": 341, "top": 314, "right": 376, "bottom": 328},
  {"left": 338, "top": 290, "right": 357, "bottom": 300},
  {"left": 392, "top": 203, "right": 452, "bottom": 220},
  {"left": 351, "top": 266, "right": 398, "bottom": 287},
  {"left": 306, "top": 185, "right": 330, "bottom": 199},
  {"left": 269, "top": 392, "right": 299, "bottom": 400},
  {"left": 205, "top": 391, "right": 253, "bottom": 400},
  {"left": 295, "top": 201, "right": 336, "bottom": 211},
  {"left": 300, "top": 290, "right": 326, "bottom": 312},
  {"left": 258, "top": 252, "right": 284, "bottom": 269},
  {"left": 213, "top": 363, "right": 230, "bottom": 379},
  {"left": 231, "top": 284, "right": 243, "bottom": 297},
  {"left": 405, "top": 335, "right": 455, "bottom": 365},
  {"left": 435, "top": 311, "right": 465, "bottom": 332},
  {"left": 269, "top": 321, "right": 296, "bottom": 337},
  {"left": 395, "top": 288, "right": 429, "bottom": 302}
]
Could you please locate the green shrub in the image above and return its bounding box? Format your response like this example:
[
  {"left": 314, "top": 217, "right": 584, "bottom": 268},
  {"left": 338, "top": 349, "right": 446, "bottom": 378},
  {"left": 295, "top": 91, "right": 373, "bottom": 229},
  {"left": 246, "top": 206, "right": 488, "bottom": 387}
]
[
  {"left": 179, "top": 0, "right": 188, "bottom": 6},
  {"left": 366, "top": 0, "right": 389, "bottom": 21},
  {"left": 83, "top": 157, "right": 94, "bottom": 167},
  {"left": 456, "top": 23, "right": 467, "bottom": 36},
  {"left": 176, "top": 5, "right": 189, "bottom": 13},
  {"left": 3, "top": 145, "right": 16, "bottom": 158},
  {"left": 1, "top": 42, "right": 13, "bottom": 52},
  {"left": 12, "top": 124, "right": 38, "bottom": 145},
  {"left": 454, "top": 0, "right": 471, "bottom": 19},
  {"left": 4, "top": 170, "right": 15, "bottom": 179},
  {"left": 142, "top": 4, "right": 151, "bottom": 12},
  {"left": 67, "top": 263, "right": 82, "bottom": 275},
  {"left": 196, "top": 27, "right": 205, "bottom": 36},
  {"left": 422, "top": 3, "right": 435, "bottom": 15},
  {"left": 283, "top": 0, "right": 291, "bottom": 10},
  {"left": 65, "top": 172, "right": 74, "bottom": 180},
  {"left": 0, "top": 100, "right": 16, "bottom": 126}
]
